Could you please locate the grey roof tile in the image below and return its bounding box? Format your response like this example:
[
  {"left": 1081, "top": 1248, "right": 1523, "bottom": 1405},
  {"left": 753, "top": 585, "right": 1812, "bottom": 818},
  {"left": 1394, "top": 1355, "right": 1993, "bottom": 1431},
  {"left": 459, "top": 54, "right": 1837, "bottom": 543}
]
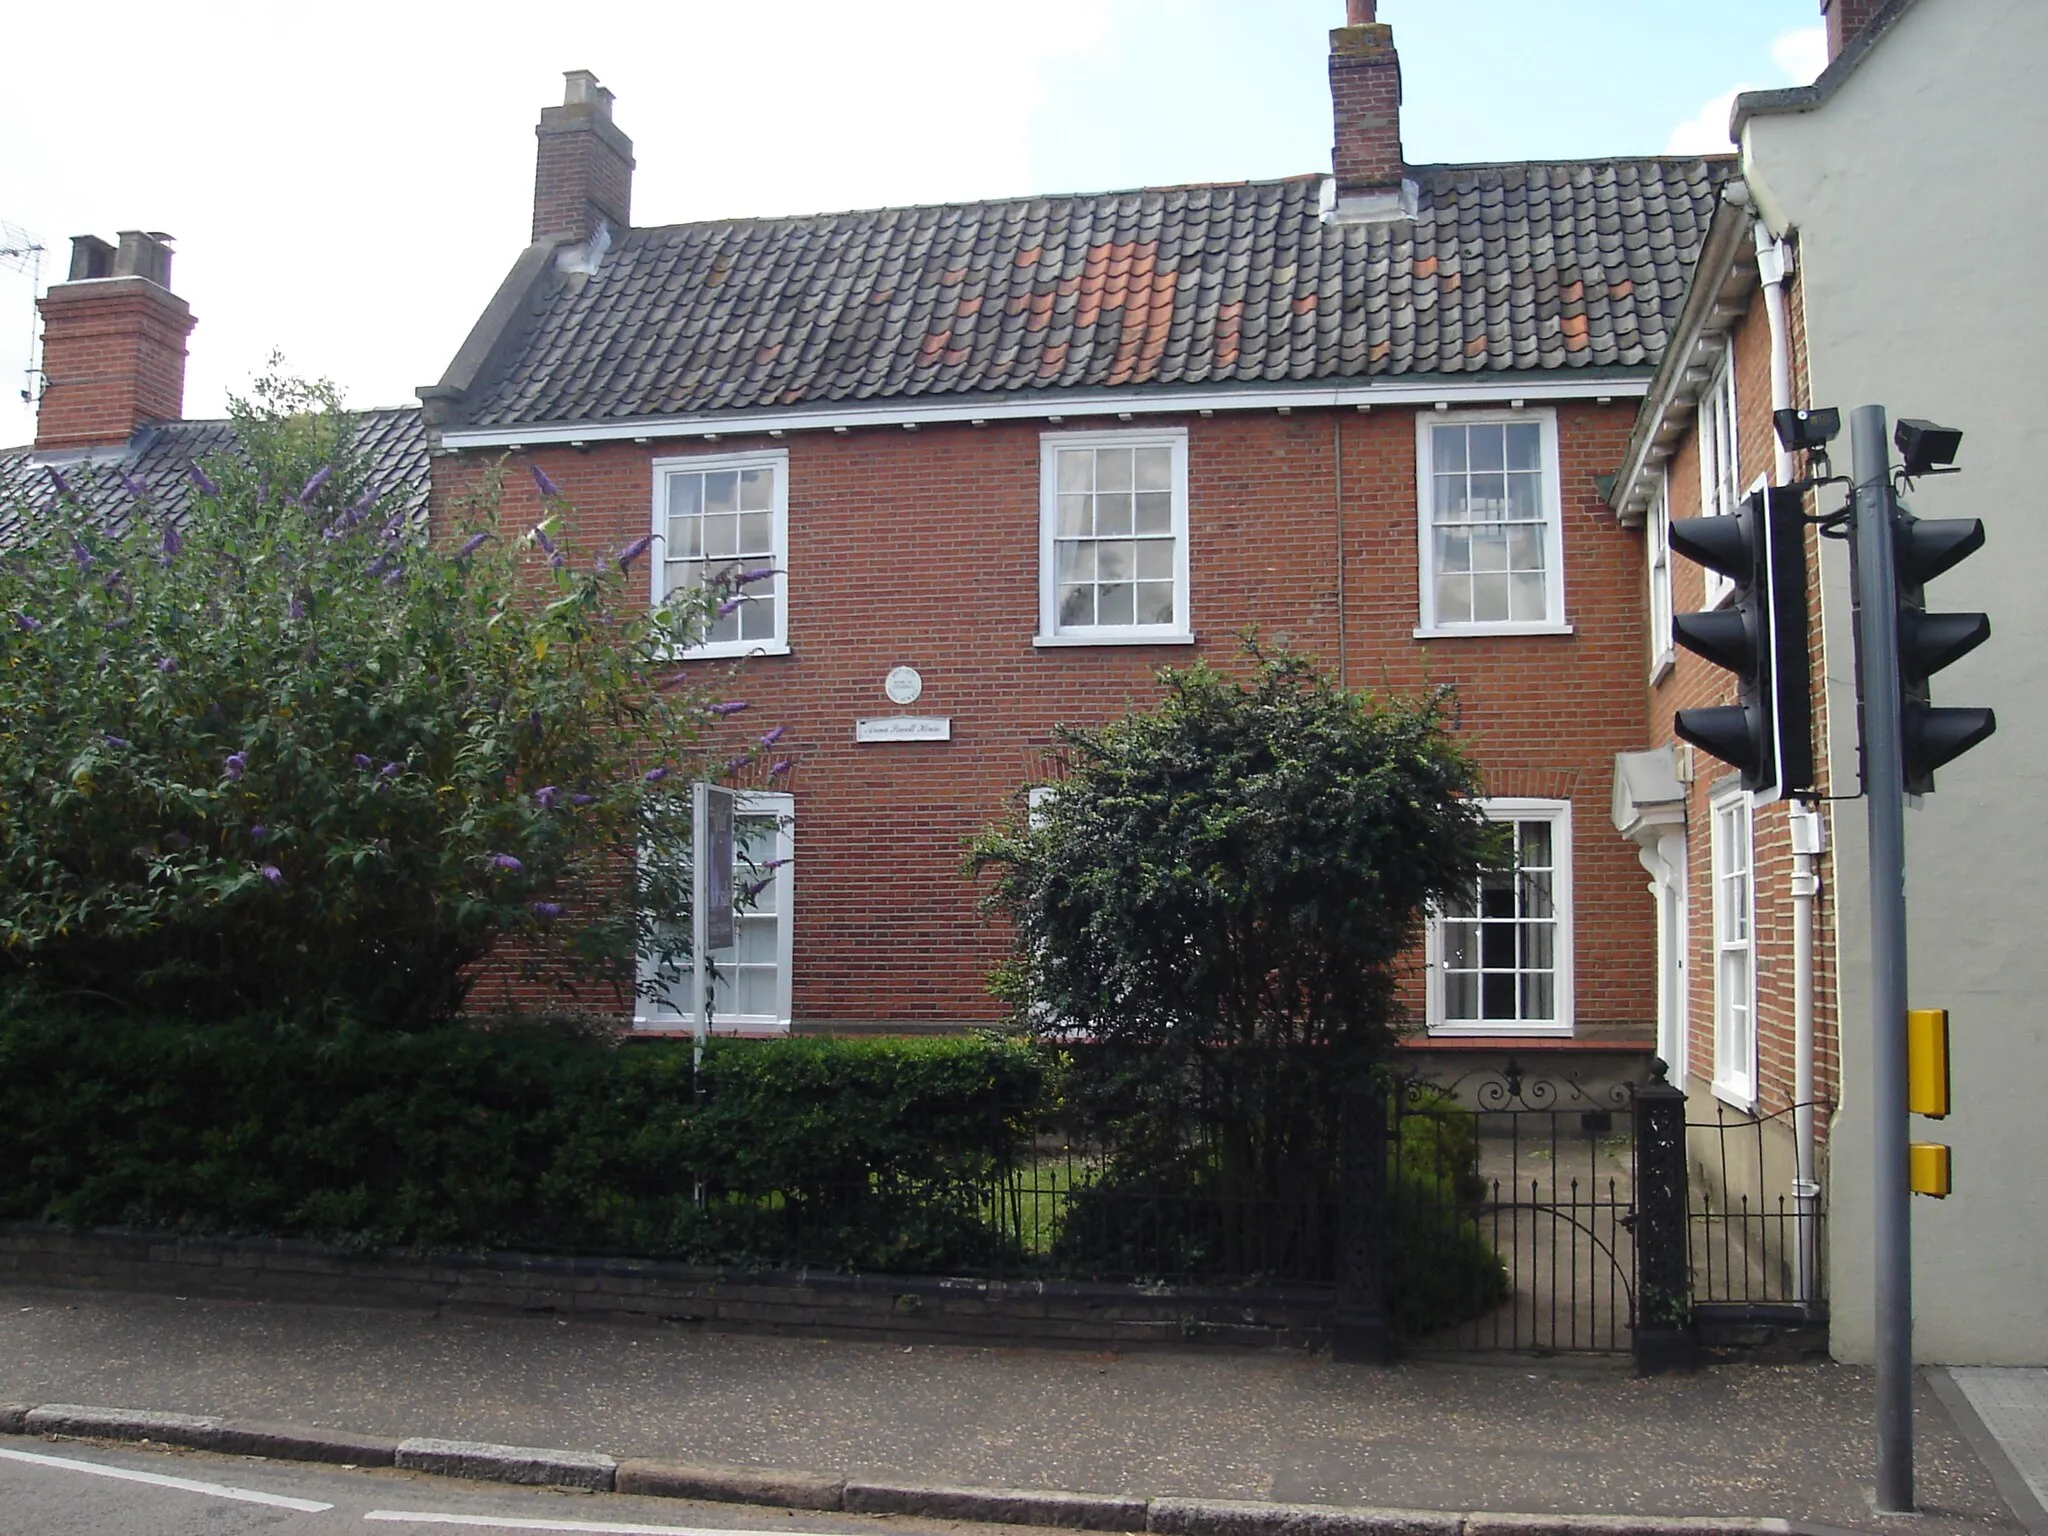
[
  {"left": 1, "top": 408, "right": 428, "bottom": 545},
  {"left": 460, "top": 158, "right": 1728, "bottom": 428}
]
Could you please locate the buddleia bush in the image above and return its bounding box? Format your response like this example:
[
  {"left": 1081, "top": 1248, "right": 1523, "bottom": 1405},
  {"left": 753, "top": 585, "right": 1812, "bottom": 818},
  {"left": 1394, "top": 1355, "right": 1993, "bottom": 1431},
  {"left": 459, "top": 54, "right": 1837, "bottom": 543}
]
[{"left": 0, "top": 375, "right": 778, "bottom": 1028}]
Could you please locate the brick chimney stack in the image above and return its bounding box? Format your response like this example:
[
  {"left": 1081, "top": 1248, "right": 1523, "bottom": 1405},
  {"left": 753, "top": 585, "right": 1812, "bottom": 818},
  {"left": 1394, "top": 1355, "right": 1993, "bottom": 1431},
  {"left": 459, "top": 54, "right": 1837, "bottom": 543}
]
[
  {"left": 1328, "top": 0, "right": 1412, "bottom": 223},
  {"left": 34, "top": 231, "right": 197, "bottom": 452},
  {"left": 533, "top": 70, "right": 635, "bottom": 245},
  {"left": 1821, "top": 0, "right": 1887, "bottom": 59}
]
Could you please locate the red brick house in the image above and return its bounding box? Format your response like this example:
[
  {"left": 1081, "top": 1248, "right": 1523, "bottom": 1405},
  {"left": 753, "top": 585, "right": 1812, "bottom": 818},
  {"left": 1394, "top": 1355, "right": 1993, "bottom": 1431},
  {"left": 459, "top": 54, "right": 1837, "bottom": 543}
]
[{"left": 421, "top": 6, "right": 1729, "bottom": 1057}]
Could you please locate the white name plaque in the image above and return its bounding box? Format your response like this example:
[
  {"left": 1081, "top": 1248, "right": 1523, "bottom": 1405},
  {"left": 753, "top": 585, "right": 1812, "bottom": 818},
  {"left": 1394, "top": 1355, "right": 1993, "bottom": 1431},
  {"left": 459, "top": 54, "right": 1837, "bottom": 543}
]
[{"left": 856, "top": 716, "right": 952, "bottom": 744}]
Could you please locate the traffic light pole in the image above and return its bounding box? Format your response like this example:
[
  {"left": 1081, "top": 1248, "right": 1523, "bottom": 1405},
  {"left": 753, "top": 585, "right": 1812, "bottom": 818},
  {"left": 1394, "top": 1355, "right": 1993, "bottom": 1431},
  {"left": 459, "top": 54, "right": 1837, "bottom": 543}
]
[{"left": 1850, "top": 403, "right": 1915, "bottom": 1514}]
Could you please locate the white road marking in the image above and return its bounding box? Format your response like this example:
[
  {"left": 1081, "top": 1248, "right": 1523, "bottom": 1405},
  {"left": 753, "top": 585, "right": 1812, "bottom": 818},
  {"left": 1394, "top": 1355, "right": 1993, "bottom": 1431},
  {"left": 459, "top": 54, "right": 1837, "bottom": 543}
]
[
  {"left": 0, "top": 1441, "right": 336, "bottom": 1512},
  {"left": 365, "top": 1514, "right": 821, "bottom": 1535}
]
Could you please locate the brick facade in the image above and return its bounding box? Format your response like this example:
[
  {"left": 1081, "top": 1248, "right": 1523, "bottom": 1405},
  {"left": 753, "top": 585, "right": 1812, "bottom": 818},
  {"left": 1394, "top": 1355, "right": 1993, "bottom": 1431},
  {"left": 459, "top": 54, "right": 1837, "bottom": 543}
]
[
  {"left": 441, "top": 398, "right": 1657, "bottom": 1043},
  {"left": 1644, "top": 261, "right": 1838, "bottom": 1134}
]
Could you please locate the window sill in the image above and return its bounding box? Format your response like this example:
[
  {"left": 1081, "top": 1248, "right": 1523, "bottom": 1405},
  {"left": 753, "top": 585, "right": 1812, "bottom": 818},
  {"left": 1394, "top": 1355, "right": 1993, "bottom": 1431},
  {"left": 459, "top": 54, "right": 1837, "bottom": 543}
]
[
  {"left": 630, "top": 1020, "right": 792, "bottom": 1037},
  {"left": 1034, "top": 631, "right": 1197, "bottom": 649},
  {"left": 661, "top": 641, "right": 793, "bottom": 662},
  {"left": 1426, "top": 1022, "right": 1575, "bottom": 1039},
  {"left": 1413, "top": 622, "right": 1574, "bottom": 640},
  {"left": 1650, "top": 650, "right": 1675, "bottom": 687},
  {"left": 1711, "top": 1077, "right": 1758, "bottom": 1115}
]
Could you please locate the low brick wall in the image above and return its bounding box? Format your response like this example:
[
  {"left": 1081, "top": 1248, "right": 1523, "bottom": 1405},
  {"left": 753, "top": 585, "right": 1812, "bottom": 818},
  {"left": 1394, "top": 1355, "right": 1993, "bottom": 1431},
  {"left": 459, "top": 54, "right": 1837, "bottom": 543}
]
[{"left": 0, "top": 1223, "right": 1332, "bottom": 1351}]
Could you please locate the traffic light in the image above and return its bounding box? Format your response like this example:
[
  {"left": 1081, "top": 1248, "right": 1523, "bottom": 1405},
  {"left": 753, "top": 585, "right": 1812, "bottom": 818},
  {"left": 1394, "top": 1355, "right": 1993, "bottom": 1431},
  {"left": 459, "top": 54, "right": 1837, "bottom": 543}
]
[
  {"left": 1667, "top": 486, "right": 1813, "bottom": 800},
  {"left": 1891, "top": 496, "right": 1994, "bottom": 795}
]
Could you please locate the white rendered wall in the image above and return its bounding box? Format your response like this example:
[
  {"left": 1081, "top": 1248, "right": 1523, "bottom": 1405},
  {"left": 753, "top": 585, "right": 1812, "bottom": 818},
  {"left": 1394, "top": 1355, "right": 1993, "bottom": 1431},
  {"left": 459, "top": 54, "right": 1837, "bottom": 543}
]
[{"left": 1742, "top": 0, "right": 2048, "bottom": 1364}]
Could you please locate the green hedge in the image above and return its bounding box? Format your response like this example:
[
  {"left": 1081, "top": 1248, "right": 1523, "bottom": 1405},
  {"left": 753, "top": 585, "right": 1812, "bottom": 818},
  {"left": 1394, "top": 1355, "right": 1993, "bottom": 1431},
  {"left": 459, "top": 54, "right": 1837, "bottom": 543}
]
[
  {"left": 0, "top": 1002, "right": 1041, "bottom": 1270},
  {"left": 0, "top": 1002, "right": 1508, "bottom": 1324}
]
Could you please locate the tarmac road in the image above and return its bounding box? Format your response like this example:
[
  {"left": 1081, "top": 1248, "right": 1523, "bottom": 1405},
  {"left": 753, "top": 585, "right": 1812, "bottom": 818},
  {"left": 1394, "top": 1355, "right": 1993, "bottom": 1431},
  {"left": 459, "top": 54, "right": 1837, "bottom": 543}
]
[{"left": 0, "top": 1434, "right": 1053, "bottom": 1536}]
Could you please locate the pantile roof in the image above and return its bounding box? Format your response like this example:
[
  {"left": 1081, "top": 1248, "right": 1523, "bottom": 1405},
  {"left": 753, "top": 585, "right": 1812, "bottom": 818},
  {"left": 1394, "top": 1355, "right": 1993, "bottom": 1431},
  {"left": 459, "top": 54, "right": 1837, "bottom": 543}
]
[
  {"left": 460, "top": 158, "right": 1731, "bottom": 431},
  {"left": 0, "top": 407, "right": 429, "bottom": 544}
]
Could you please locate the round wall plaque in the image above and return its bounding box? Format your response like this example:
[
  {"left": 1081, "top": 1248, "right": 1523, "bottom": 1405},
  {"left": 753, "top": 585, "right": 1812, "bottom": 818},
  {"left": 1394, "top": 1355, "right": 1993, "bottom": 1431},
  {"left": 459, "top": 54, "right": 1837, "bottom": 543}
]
[{"left": 885, "top": 666, "right": 924, "bottom": 705}]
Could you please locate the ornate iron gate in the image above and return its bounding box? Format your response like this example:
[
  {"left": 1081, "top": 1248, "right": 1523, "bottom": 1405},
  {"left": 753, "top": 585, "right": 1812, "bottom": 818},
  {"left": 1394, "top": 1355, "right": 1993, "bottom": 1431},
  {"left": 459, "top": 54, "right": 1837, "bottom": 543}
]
[{"left": 1383, "top": 1063, "right": 1639, "bottom": 1355}]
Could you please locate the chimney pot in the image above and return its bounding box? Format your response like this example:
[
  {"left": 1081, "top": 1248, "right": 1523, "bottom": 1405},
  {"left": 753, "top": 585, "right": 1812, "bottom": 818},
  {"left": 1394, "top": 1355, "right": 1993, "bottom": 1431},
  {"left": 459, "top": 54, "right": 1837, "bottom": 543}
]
[
  {"left": 113, "top": 230, "right": 176, "bottom": 289},
  {"left": 67, "top": 235, "right": 115, "bottom": 282},
  {"left": 1346, "top": 0, "right": 1375, "bottom": 23}
]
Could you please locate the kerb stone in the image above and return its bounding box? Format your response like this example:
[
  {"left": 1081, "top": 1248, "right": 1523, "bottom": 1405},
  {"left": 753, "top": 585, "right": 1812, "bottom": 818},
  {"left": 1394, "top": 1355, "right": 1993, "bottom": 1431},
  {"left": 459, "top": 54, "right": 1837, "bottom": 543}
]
[{"left": 395, "top": 1435, "right": 617, "bottom": 1491}]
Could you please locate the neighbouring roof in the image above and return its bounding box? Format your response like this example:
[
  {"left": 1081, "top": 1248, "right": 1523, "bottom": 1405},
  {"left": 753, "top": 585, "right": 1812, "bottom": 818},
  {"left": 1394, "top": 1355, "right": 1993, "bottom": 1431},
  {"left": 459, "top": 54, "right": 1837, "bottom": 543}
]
[
  {"left": 458, "top": 158, "right": 1732, "bottom": 431},
  {"left": 0, "top": 407, "right": 430, "bottom": 544}
]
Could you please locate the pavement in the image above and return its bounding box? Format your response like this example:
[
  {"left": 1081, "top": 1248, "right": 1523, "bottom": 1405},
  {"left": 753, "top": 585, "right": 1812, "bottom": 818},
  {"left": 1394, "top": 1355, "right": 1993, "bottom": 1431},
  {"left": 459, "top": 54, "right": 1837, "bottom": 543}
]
[{"left": 2, "top": 1283, "right": 2045, "bottom": 1536}]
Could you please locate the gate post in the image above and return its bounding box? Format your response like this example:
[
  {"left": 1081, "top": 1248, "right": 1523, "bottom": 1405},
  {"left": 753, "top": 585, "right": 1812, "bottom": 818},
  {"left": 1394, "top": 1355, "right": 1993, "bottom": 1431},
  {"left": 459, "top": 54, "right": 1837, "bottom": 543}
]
[
  {"left": 1633, "top": 1057, "right": 1696, "bottom": 1373},
  {"left": 1334, "top": 1070, "right": 1392, "bottom": 1363}
]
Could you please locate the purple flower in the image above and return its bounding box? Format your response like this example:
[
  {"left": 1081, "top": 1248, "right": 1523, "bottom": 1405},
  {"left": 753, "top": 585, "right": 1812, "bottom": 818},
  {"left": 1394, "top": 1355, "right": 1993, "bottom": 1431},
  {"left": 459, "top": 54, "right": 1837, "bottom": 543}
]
[
  {"left": 616, "top": 535, "right": 654, "bottom": 571},
  {"left": 534, "top": 785, "right": 560, "bottom": 808},
  {"left": 353, "top": 753, "right": 374, "bottom": 770},
  {"left": 261, "top": 864, "right": 283, "bottom": 885},
  {"left": 380, "top": 761, "right": 404, "bottom": 777},
  {"left": 532, "top": 526, "right": 556, "bottom": 556},
  {"left": 160, "top": 522, "right": 181, "bottom": 560},
  {"left": 489, "top": 853, "right": 524, "bottom": 872},
  {"left": 739, "top": 567, "right": 779, "bottom": 587},
  {"left": 120, "top": 472, "right": 149, "bottom": 500},
  {"left": 347, "top": 484, "right": 379, "bottom": 515},
  {"left": 48, "top": 467, "right": 72, "bottom": 496},
  {"left": 759, "top": 857, "right": 792, "bottom": 872},
  {"left": 707, "top": 700, "right": 749, "bottom": 717},
  {"left": 157, "top": 655, "right": 177, "bottom": 673},
  {"left": 382, "top": 565, "right": 405, "bottom": 585},
  {"left": 548, "top": 550, "right": 566, "bottom": 571},
  {"left": 365, "top": 555, "right": 391, "bottom": 579},
  {"left": 14, "top": 612, "right": 42, "bottom": 632},
  {"left": 569, "top": 792, "right": 595, "bottom": 807},
  {"left": 758, "top": 725, "right": 787, "bottom": 748},
  {"left": 643, "top": 766, "right": 668, "bottom": 784},
  {"left": 249, "top": 825, "right": 269, "bottom": 841},
  {"left": 531, "top": 901, "right": 563, "bottom": 920},
  {"left": 379, "top": 510, "right": 405, "bottom": 541},
  {"left": 297, "top": 465, "right": 333, "bottom": 503},
  {"left": 224, "top": 752, "right": 247, "bottom": 781},
  {"left": 456, "top": 531, "right": 490, "bottom": 560},
  {"left": 69, "top": 534, "right": 92, "bottom": 573},
  {"left": 288, "top": 592, "right": 306, "bottom": 620},
  {"left": 187, "top": 462, "right": 219, "bottom": 496},
  {"left": 716, "top": 597, "right": 744, "bottom": 616},
  {"left": 767, "top": 759, "right": 792, "bottom": 778},
  {"left": 723, "top": 756, "right": 749, "bottom": 776},
  {"left": 529, "top": 463, "right": 560, "bottom": 499},
  {"left": 740, "top": 876, "right": 773, "bottom": 901},
  {"left": 103, "top": 734, "right": 129, "bottom": 749}
]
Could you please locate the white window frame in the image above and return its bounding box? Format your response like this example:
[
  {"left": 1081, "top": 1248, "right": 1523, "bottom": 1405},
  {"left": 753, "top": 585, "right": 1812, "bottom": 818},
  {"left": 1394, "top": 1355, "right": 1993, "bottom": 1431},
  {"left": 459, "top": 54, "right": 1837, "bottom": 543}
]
[
  {"left": 1648, "top": 470, "right": 1675, "bottom": 683},
  {"left": 1415, "top": 407, "right": 1570, "bottom": 638},
  {"left": 635, "top": 790, "right": 794, "bottom": 1035},
  {"left": 1710, "top": 782, "right": 1756, "bottom": 1109},
  {"left": 650, "top": 448, "right": 791, "bottom": 658},
  {"left": 1426, "top": 798, "right": 1575, "bottom": 1037},
  {"left": 1697, "top": 356, "right": 1740, "bottom": 609},
  {"left": 1036, "top": 427, "right": 1194, "bottom": 647}
]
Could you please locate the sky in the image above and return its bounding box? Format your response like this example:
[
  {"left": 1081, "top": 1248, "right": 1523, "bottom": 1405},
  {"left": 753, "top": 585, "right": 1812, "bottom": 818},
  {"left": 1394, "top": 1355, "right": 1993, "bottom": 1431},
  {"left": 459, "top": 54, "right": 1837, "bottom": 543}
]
[{"left": 0, "top": 1, "right": 1829, "bottom": 445}]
